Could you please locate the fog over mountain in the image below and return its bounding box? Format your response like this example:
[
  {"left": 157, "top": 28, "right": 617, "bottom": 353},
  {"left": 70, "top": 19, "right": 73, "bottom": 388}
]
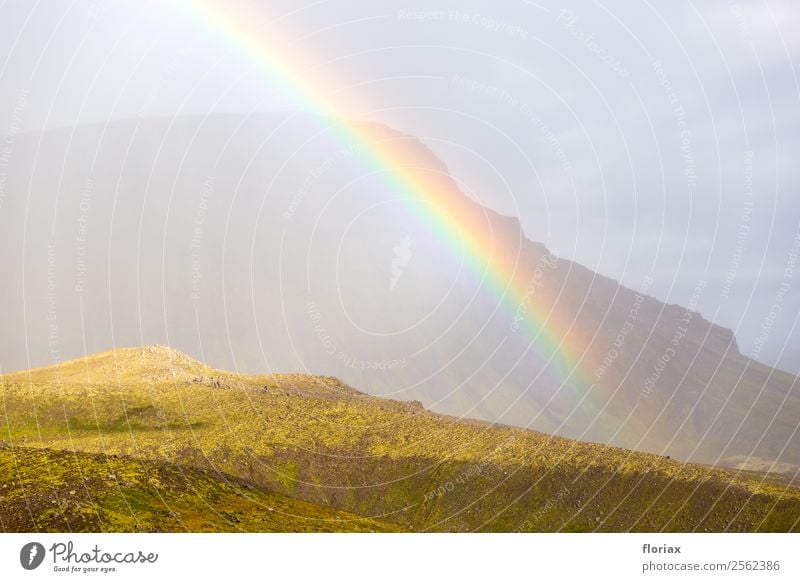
[
  {"left": 1, "top": 114, "right": 798, "bottom": 476},
  {"left": 1, "top": 0, "right": 799, "bottom": 375}
]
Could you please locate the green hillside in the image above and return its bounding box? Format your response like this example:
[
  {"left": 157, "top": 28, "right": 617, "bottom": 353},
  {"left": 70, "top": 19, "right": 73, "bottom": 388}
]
[
  {"left": 0, "top": 445, "right": 399, "bottom": 532},
  {"left": 1, "top": 346, "right": 799, "bottom": 532}
]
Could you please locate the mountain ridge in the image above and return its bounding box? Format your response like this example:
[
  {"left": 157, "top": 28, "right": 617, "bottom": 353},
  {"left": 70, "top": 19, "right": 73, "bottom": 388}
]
[
  {"left": 0, "top": 112, "right": 746, "bottom": 364},
  {"left": 0, "top": 112, "right": 796, "bottom": 476}
]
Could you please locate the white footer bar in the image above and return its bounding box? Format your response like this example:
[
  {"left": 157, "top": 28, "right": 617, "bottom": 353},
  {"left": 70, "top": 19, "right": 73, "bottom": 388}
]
[{"left": 0, "top": 533, "right": 795, "bottom": 581}]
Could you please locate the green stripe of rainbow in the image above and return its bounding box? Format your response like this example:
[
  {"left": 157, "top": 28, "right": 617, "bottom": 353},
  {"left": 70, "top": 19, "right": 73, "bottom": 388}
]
[{"left": 177, "top": 0, "right": 596, "bottom": 410}]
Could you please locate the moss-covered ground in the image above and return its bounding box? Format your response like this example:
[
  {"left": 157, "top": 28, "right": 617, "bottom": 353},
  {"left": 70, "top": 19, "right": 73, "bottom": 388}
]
[{"left": 2, "top": 346, "right": 798, "bottom": 532}]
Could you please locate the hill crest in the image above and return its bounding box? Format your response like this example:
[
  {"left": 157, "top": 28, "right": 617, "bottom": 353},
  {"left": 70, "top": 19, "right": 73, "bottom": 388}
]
[{"left": 1, "top": 345, "right": 209, "bottom": 384}]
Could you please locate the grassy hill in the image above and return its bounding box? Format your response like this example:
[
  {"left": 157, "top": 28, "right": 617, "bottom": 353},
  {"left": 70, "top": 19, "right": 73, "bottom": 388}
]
[
  {"left": 0, "top": 445, "right": 399, "bottom": 532},
  {"left": 1, "top": 345, "right": 799, "bottom": 532}
]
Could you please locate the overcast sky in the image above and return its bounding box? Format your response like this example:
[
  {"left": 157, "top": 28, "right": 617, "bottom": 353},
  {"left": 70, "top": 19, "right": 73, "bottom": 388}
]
[{"left": 1, "top": 0, "right": 799, "bottom": 373}]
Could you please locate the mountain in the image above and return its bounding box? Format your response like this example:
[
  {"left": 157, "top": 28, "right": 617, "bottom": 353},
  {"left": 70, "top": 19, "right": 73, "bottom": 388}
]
[
  {"left": 0, "top": 113, "right": 798, "bottom": 476},
  {"left": 1, "top": 347, "right": 798, "bottom": 532}
]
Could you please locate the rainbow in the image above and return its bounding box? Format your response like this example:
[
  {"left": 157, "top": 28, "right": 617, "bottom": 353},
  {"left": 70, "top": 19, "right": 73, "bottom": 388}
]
[{"left": 176, "top": 0, "right": 596, "bottom": 411}]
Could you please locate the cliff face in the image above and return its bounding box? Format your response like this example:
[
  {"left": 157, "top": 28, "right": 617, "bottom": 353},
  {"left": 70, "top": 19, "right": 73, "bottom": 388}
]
[
  {"left": 0, "top": 113, "right": 797, "bottom": 473},
  {"left": 455, "top": 205, "right": 796, "bottom": 473}
]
